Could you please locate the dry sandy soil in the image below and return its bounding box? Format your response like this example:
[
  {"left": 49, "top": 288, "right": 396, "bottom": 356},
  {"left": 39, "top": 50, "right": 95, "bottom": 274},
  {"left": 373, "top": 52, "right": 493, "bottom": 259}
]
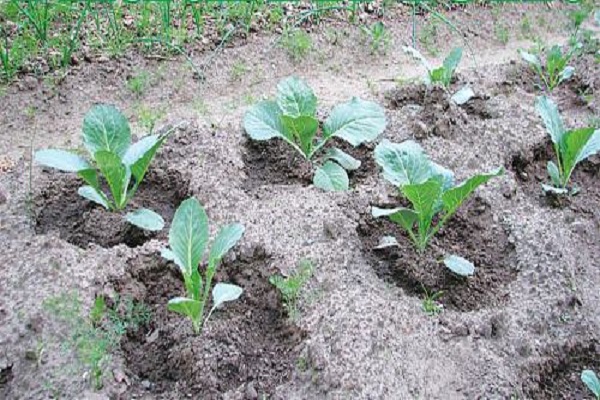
[{"left": 1, "top": 3, "right": 600, "bottom": 399}]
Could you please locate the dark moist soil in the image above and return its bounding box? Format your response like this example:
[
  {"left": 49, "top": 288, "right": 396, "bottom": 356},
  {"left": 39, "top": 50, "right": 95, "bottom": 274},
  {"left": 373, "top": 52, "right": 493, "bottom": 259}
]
[
  {"left": 111, "top": 248, "right": 306, "bottom": 399},
  {"left": 385, "top": 83, "right": 496, "bottom": 139},
  {"left": 523, "top": 339, "right": 600, "bottom": 399},
  {"left": 242, "top": 136, "right": 377, "bottom": 190},
  {"left": 34, "top": 167, "right": 189, "bottom": 249},
  {"left": 510, "top": 141, "right": 600, "bottom": 219},
  {"left": 356, "top": 197, "right": 517, "bottom": 312}
]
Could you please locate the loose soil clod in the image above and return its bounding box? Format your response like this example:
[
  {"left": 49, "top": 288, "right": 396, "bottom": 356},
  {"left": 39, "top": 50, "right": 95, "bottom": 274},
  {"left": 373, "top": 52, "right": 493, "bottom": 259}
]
[
  {"left": 34, "top": 167, "right": 189, "bottom": 249},
  {"left": 110, "top": 249, "right": 305, "bottom": 399},
  {"left": 357, "top": 197, "right": 517, "bottom": 312}
]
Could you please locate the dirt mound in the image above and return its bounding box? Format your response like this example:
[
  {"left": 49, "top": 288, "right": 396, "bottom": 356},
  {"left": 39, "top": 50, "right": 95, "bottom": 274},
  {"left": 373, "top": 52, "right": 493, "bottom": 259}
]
[
  {"left": 34, "top": 167, "right": 189, "bottom": 248},
  {"left": 357, "top": 197, "right": 517, "bottom": 312},
  {"left": 110, "top": 248, "right": 306, "bottom": 399}
]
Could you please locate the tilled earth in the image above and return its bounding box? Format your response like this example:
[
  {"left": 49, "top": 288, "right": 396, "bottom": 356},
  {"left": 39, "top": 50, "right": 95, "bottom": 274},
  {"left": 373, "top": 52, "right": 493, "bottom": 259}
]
[{"left": 1, "top": 4, "right": 600, "bottom": 399}]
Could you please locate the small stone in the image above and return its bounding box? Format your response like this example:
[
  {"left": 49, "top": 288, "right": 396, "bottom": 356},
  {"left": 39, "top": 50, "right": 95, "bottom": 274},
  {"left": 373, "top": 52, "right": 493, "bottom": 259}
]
[
  {"left": 146, "top": 329, "right": 159, "bottom": 344},
  {"left": 97, "top": 55, "right": 109, "bottom": 63},
  {"left": 22, "top": 76, "right": 37, "bottom": 90}
]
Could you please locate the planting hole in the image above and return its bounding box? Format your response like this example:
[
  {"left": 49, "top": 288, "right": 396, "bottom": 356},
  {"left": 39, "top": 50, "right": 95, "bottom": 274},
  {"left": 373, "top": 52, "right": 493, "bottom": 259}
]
[
  {"left": 242, "top": 137, "right": 377, "bottom": 191},
  {"left": 522, "top": 340, "right": 600, "bottom": 399},
  {"left": 34, "top": 167, "right": 189, "bottom": 249},
  {"left": 357, "top": 197, "right": 517, "bottom": 312},
  {"left": 110, "top": 248, "right": 305, "bottom": 398},
  {"left": 510, "top": 141, "right": 600, "bottom": 215}
]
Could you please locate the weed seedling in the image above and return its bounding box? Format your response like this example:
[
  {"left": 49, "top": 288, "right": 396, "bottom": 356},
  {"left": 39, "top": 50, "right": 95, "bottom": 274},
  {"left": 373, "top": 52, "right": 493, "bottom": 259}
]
[
  {"left": 281, "top": 28, "right": 312, "bottom": 62},
  {"left": 582, "top": 369, "right": 600, "bottom": 399},
  {"left": 536, "top": 96, "right": 600, "bottom": 195},
  {"left": 361, "top": 21, "right": 390, "bottom": 55},
  {"left": 35, "top": 104, "right": 177, "bottom": 231},
  {"left": 44, "top": 293, "right": 150, "bottom": 389},
  {"left": 269, "top": 259, "right": 314, "bottom": 320},
  {"left": 520, "top": 44, "right": 580, "bottom": 91},
  {"left": 421, "top": 285, "right": 444, "bottom": 316},
  {"left": 126, "top": 71, "right": 150, "bottom": 98},
  {"left": 162, "top": 197, "right": 244, "bottom": 334},
  {"left": 372, "top": 140, "right": 503, "bottom": 276},
  {"left": 244, "top": 76, "right": 386, "bottom": 191}
]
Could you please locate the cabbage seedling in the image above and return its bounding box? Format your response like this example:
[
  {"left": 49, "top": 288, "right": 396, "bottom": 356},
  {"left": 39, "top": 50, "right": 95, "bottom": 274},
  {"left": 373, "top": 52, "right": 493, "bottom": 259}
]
[
  {"left": 403, "top": 46, "right": 473, "bottom": 105},
  {"left": 582, "top": 370, "right": 600, "bottom": 399},
  {"left": 161, "top": 197, "right": 244, "bottom": 334},
  {"left": 34, "top": 104, "right": 175, "bottom": 231},
  {"left": 372, "top": 140, "right": 503, "bottom": 276},
  {"left": 519, "top": 44, "right": 580, "bottom": 91},
  {"left": 536, "top": 96, "right": 600, "bottom": 195},
  {"left": 243, "top": 76, "right": 387, "bottom": 191}
]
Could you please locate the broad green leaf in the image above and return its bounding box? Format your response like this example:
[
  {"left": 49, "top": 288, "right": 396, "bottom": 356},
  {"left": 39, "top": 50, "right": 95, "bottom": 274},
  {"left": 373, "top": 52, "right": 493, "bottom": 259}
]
[
  {"left": 208, "top": 223, "right": 245, "bottom": 267},
  {"left": 78, "top": 186, "right": 110, "bottom": 209},
  {"left": 430, "top": 162, "right": 455, "bottom": 192},
  {"left": 124, "top": 134, "right": 168, "bottom": 185},
  {"left": 167, "top": 297, "right": 201, "bottom": 319},
  {"left": 126, "top": 208, "right": 165, "bottom": 231},
  {"left": 561, "top": 128, "right": 600, "bottom": 180},
  {"left": 451, "top": 86, "right": 474, "bottom": 105},
  {"left": 212, "top": 283, "right": 243, "bottom": 309},
  {"left": 372, "top": 206, "right": 418, "bottom": 232},
  {"left": 520, "top": 50, "right": 541, "bottom": 68},
  {"left": 443, "top": 254, "right": 475, "bottom": 276},
  {"left": 402, "top": 179, "right": 443, "bottom": 233},
  {"left": 559, "top": 66, "right": 574, "bottom": 84},
  {"left": 168, "top": 198, "right": 209, "bottom": 278},
  {"left": 78, "top": 168, "right": 100, "bottom": 190},
  {"left": 536, "top": 96, "right": 565, "bottom": 144},
  {"left": 581, "top": 370, "right": 600, "bottom": 397},
  {"left": 442, "top": 167, "right": 504, "bottom": 216},
  {"left": 324, "top": 148, "right": 361, "bottom": 171},
  {"left": 547, "top": 161, "right": 562, "bottom": 187},
  {"left": 35, "top": 149, "right": 91, "bottom": 172},
  {"left": 82, "top": 104, "right": 131, "bottom": 158},
  {"left": 442, "top": 47, "right": 462, "bottom": 81},
  {"left": 276, "top": 76, "right": 317, "bottom": 117},
  {"left": 323, "top": 98, "right": 386, "bottom": 146},
  {"left": 313, "top": 161, "right": 349, "bottom": 191},
  {"left": 429, "top": 67, "right": 447, "bottom": 85},
  {"left": 280, "top": 115, "right": 319, "bottom": 157},
  {"left": 374, "top": 140, "right": 432, "bottom": 186},
  {"left": 375, "top": 235, "right": 399, "bottom": 249},
  {"left": 243, "top": 100, "right": 286, "bottom": 141},
  {"left": 94, "top": 150, "right": 128, "bottom": 209},
  {"left": 123, "top": 134, "right": 159, "bottom": 166},
  {"left": 161, "top": 248, "right": 180, "bottom": 265}
]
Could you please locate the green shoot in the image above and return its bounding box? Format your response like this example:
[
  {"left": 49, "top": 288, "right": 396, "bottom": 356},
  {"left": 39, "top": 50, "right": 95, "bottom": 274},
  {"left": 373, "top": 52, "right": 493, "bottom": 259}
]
[
  {"left": 34, "top": 104, "right": 177, "bottom": 231},
  {"left": 269, "top": 259, "right": 314, "bottom": 320},
  {"left": 519, "top": 44, "right": 580, "bottom": 91},
  {"left": 244, "top": 76, "right": 386, "bottom": 191},
  {"left": 372, "top": 140, "right": 503, "bottom": 276},
  {"left": 361, "top": 22, "right": 390, "bottom": 55},
  {"left": 535, "top": 96, "right": 600, "bottom": 195},
  {"left": 162, "top": 197, "right": 244, "bottom": 334}
]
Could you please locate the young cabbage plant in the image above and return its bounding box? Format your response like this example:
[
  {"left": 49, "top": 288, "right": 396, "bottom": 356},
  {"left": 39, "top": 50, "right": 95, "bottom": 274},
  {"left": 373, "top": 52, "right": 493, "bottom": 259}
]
[
  {"left": 403, "top": 46, "right": 474, "bottom": 105},
  {"left": 243, "top": 76, "right": 387, "bottom": 191},
  {"left": 536, "top": 96, "right": 600, "bottom": 195},
  {"left": 161, "top": 197, "right": 244, "bottom": 334},
  {"left": 34, "top": 104, "right": 176, "bottom": 231},
  {"left": 519, "top": 44, "right": 580, "bottom": 91},
  {"left": 582, "top": 369, "right": 600, "bottom": 399},
  {"left": 372, "top": 140, "right": 503, "bottom": 276}
]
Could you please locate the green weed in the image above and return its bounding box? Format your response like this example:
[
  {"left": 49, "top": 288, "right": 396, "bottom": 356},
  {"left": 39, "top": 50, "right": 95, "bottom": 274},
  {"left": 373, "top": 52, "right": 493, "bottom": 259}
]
[
  {"left": 127, "top": 70, "right": 150, "bottom": 98},
  {"left": 269, "top": 259, "right": 314, "bottom": 320},
  {"left": 281, "top": 28, "right": 312, "bottom": 62},
  {"left": 44, "top": 292, "right": 150, "bottom": 389}
]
